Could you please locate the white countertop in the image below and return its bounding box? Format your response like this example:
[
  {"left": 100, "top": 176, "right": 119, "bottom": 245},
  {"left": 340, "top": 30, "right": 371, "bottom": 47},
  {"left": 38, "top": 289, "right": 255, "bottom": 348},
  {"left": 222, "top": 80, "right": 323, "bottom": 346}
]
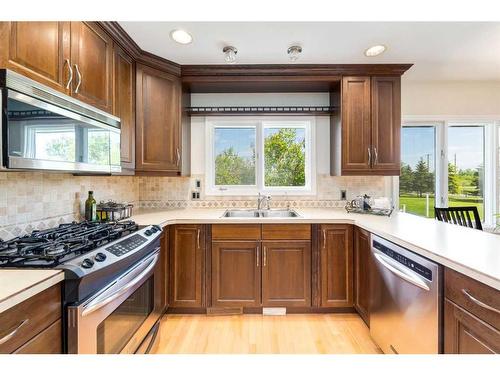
[
  {"left": 0, "top": 270, "right": 64, "bottom": 314},
  {"left": 130, "top": 207, "right": 500, "bottom": 290}
]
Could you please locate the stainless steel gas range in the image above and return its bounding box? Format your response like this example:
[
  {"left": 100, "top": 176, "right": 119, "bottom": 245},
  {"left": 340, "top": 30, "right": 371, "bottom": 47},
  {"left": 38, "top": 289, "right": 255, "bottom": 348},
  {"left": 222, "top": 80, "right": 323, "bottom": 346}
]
[{"left": 0, "top": 221, "right": 165, "bottom": 354}]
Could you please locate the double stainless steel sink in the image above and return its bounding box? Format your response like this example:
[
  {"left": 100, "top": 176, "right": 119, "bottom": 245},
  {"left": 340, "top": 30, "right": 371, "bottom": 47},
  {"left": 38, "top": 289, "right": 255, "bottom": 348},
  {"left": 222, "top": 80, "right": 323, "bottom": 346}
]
[{"left": 222, "top": 209, "right": 300, "bottom": 218}]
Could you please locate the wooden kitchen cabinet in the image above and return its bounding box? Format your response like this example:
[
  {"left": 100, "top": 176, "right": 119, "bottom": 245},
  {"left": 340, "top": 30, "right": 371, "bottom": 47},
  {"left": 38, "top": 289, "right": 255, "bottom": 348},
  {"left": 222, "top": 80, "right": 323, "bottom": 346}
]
[
  {"left": 212, "top": 241, "right": 261, "bottom": 307},
  {"left": 158, "top": 229, "right": 169, "bottom": 312},
  {"left": 0, "top": 283, "right": 62, "bottom": 354},
  {"left": 262, "top": 241, "right": 311, "bottom": 307},
  {"left": 444, "top": 268, "right": 500, "bottom": 353},
  {"left": 70, "top": 22, "right": 113, "bottom": 113},
  {"left": 340, "top": 76, "right": 401, "bottom": 176},
  {"left": 136, "top": 64, "right": 182, "bottom": 175},
  {"left": 354, "top": 226, "right": 371, "bottom": 325},
  {"left": 169, "top": 225, "right": 204, "bottom": 308},
  {"left": 113, "top": 44, "right": 135, "bottom": 172},
  {"left": 319, "top": 224, "right": 353, "bottom": 308}
]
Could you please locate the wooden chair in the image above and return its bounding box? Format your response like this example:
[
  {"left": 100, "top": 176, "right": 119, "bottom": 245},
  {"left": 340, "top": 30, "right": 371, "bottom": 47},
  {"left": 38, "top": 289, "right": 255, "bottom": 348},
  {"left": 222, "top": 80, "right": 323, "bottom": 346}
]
[{"left": 434, "top": 206, "right": 483, "bottom": 230}]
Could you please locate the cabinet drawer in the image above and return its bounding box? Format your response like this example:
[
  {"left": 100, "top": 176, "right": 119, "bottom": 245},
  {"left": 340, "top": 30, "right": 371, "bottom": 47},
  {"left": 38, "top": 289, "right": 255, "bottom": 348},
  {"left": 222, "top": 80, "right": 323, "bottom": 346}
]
[
  {"left": 212, "top": 224, "right": 261, "bottom": 240},
  {"left": 13, "top": 319, "right": 62, "bottom": 354},
  {"left": 445, "top": 268, "right": 500, "bottom": 330},
  {"left": 262, "top": 224, "right": 311, "bottom": 240},
  {"left": 0, "top": 284, "right": 61, "bottom": 353}
]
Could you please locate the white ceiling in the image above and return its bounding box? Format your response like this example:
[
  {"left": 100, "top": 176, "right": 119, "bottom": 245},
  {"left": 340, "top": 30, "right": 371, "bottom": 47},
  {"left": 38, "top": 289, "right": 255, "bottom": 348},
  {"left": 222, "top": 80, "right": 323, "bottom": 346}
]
[{"left": 119, "top": 22, "right": 500, "bottom": 81}]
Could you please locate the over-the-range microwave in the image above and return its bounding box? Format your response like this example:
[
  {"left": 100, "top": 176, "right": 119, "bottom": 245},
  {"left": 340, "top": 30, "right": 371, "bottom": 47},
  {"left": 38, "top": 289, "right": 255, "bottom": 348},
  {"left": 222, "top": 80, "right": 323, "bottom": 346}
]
[{"left": 0, "top": 69, "right": 121, "bottom": 174}]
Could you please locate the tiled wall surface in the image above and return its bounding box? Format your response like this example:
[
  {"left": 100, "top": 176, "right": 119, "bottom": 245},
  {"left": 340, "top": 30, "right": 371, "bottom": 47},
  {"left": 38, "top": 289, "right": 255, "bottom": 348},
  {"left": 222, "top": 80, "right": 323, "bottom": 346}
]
[
  {"left": 0, "top": 172, "right": 138, "bottom": 240},
  {"left": 0, "top": 172, "right": 390, "bottom": 239}
]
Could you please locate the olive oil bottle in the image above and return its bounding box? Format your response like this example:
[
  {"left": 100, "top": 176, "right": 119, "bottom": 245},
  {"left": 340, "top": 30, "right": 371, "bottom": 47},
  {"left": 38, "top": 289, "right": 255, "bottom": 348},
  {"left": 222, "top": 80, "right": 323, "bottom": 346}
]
[{"left": 85, "top": 191, "right": 97, "bottom": 222}]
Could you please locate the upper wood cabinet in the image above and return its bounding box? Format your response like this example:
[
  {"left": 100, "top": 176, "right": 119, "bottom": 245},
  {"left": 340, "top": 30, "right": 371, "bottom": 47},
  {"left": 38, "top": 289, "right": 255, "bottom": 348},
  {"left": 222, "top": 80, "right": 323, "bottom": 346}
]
[
  {"left": 262, "top": 241, "right": 311, "bottom": 307},
  {"left": 0, "top": 22, "right": 71, "bottom": 94},
  {"left": 169, "top": 225, "right": 204, "bottom": 308},
  {"left": 136, "top": 64, "right": 182, "bottom": 175},
  {"left": 113, "top": 45, "right": 135, "bottom": 172},
  {"left": 212, "top": 241, "right": 261, "bottom": 308},
  {"left": 353, "top": 226, "right": 371, "bottom": 325},
  {"left": 340, "top": 75, "right": 401, "bottom": 176},
  {"left": 70, "top": 22, "right": 113, "bottom": 113},
  {"left": 319, "top": 224, "right": 353, "bottom": 308}
]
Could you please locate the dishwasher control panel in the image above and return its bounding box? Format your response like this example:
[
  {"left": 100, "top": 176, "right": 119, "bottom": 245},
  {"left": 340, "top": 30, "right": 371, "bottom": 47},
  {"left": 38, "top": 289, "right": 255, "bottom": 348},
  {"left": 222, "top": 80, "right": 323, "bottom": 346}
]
[{"left": 373, "top": 240, "right": 433, "bottom": 281}]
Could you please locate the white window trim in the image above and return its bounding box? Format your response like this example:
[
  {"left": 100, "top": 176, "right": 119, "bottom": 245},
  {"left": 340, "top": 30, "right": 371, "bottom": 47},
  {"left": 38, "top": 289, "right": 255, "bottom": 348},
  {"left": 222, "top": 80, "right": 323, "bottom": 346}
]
[
  {"left": 205, "top": 116, "right": 316, "bottom": 196},
  {"left": 398, "top": 116, "right": 499, "bottom": 228}
]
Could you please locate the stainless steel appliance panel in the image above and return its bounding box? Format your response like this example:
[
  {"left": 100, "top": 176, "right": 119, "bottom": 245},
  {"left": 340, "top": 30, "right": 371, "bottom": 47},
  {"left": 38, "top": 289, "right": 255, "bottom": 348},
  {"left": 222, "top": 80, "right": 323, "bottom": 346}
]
[{"left": 370, "top": 235, "right": 442, "bottom": 354}]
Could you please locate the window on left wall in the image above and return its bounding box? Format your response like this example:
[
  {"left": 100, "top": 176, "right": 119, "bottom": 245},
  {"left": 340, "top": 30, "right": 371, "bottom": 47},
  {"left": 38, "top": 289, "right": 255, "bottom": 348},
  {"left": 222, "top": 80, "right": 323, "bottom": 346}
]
[{"left": 206, "top": 118, "right": 315, "bottom": 195}]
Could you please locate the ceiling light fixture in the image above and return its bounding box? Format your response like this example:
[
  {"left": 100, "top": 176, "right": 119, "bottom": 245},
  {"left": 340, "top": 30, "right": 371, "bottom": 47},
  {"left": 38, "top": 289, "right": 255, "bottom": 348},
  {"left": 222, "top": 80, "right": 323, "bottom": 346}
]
[
  {"left": 170, "top": 29, "right": 193, "bottom": 44},
  {"left": 287, "top": 45, "right": 302, "bottom": 62},
  {"left": 223, "top": 46, "right": 238, "bottom": 64},
  {"left": 364, "top": 44, "right": 387, "bottom": 57}
]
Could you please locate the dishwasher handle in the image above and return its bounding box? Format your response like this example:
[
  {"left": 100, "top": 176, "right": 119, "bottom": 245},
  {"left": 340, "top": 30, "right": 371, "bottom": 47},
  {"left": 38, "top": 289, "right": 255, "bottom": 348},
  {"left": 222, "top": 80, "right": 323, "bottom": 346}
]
[{"left": 373, "top": 250, "right": 430, "bottom": 291}]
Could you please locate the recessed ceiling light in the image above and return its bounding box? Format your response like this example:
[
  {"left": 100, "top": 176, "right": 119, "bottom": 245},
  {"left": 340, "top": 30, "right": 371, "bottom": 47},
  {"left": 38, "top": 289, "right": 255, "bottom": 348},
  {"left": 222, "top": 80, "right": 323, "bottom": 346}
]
[
  {"left": 170, "top": 29, "right": 193, "bottom": 44},
  {"left": 364, "top": 45, "right": 387, "bottom": 57}
]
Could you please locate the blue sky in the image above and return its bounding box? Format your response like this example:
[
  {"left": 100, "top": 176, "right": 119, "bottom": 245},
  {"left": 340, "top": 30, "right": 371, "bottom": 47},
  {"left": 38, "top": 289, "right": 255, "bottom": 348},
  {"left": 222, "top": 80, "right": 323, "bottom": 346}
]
[{"left": 402, "top": 126, "right": 484, "bottom": 171}]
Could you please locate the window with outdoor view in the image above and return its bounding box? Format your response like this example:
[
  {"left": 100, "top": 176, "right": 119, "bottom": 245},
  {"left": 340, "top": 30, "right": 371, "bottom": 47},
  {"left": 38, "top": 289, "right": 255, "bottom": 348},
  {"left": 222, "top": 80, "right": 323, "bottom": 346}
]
[
  {"left": 399, "top": 126, "right": 436, "bottom": 218},
  {"left": 208, "top": 119, "right": 313, "bottom": 194}
]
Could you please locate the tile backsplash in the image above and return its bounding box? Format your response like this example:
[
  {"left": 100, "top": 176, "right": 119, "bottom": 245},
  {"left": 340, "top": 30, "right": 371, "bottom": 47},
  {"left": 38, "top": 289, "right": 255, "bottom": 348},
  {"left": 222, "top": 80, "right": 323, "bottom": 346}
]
[{"left": 0, "top": 172, "right": 391, "bottom": 239}]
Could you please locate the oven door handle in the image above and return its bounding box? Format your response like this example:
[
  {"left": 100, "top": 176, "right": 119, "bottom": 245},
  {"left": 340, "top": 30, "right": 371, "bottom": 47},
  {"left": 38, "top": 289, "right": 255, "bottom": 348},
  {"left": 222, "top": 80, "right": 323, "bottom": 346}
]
[
  {"left": 373, "top": 250, "right": 430, "bottom": 291},
  {"left": 81, "top": 249, "right": 160, "bottom": 317}
]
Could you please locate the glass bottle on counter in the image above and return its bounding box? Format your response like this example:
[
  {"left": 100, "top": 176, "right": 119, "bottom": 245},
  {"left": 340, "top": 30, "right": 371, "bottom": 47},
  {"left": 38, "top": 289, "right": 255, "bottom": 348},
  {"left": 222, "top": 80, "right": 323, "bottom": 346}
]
[{"left": 85, "top": 191, "right": 97, "bottom": 222}]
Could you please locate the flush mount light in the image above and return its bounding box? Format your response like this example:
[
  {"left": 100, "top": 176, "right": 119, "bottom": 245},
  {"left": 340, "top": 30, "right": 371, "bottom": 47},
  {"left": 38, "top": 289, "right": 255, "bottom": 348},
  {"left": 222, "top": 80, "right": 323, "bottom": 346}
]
[
  {"left": 287, "top": 45, "right": 302, "bottom": 62},
  {"left": 364, "top": 44, "right": 387, "bottom": 57},
  {"left": 223, "top": 46, "right": 238, "bottom": 64},
  {"left": 170, "top": 29, "right": 193, "bottom": 44}
]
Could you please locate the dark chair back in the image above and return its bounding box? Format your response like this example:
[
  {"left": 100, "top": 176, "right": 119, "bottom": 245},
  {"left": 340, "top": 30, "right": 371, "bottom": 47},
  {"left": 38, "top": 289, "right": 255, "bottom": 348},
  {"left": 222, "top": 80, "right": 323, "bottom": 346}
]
[{"left": 434, "top": 206, "right": 483, "bottom": 230}]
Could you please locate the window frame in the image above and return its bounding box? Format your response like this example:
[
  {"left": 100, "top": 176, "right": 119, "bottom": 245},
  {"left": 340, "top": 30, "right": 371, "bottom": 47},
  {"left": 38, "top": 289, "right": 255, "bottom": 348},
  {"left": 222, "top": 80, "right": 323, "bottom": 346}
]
[
  {"left": 397, "top": 116, "right": 499, "bottom": 228},
  {"left": 205, "top": 116, "right": 316, "bottom": 196}
]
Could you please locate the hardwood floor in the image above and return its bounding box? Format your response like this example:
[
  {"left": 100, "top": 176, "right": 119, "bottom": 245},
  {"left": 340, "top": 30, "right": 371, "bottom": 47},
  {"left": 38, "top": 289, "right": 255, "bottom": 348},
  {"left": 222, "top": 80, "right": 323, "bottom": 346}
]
[{"left": 153, "top": 313, "right": 382, "bottom": 354}]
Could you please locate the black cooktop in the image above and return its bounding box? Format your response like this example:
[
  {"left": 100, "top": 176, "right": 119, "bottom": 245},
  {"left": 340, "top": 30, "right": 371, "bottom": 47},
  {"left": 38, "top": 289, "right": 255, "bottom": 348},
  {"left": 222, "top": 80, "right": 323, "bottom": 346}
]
[{"left": 0, "top": 220, "right": 139, "bottom": 268}]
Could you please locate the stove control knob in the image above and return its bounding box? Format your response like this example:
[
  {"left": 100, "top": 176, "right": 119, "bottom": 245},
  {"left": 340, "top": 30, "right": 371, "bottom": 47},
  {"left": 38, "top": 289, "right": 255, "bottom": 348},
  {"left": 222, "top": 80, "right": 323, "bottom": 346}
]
[
  {"left": 95, "top": 252, "right": 107, "bottom": 262},
  {"left": 151, "top": 226, "right": 158, "bottom": 233},
  {"left": 153, "top": 225, "right": 161, "bottom": 232},
  {"left": 145, "top": 229, "right": 153, "bottom": 236},
  {"left": 82, "top": 258, "right": 94, "bottom": 269}
]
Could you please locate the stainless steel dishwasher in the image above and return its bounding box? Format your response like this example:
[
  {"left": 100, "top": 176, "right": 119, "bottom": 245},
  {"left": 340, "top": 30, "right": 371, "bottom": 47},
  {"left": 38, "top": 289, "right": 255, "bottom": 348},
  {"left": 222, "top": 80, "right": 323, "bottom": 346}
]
[{"left": 370, "top": 235, "right": 442, "bottom": 354}]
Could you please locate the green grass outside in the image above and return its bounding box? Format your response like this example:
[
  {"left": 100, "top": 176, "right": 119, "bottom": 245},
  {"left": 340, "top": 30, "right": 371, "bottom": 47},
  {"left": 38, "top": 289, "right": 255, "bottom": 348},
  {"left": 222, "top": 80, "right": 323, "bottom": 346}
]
[{"left": 399, "top": 194, "right": 484, "bottom": 219}]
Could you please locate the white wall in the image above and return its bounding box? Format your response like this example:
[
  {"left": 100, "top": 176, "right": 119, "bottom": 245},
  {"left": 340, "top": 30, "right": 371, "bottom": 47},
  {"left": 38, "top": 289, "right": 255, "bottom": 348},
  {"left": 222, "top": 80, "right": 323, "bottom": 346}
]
[{"left": 401, "top": 79, "right": 500, "bottom": 117}]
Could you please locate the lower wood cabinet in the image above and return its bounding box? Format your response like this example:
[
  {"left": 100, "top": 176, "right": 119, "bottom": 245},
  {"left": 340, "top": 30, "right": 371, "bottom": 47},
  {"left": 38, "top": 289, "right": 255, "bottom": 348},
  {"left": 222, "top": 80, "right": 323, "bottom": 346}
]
[
  {"left": 262, "top": 241, "right": 311, "bottom": 307},
  {"left": 13, "top": 319, "right": 62, "bottom": 354},
  {"left": 444, "top": 299, "right": 499, "bottom": 354},
  {"left": 319, "top": 224, "right": 353, "bottom": 308},
  {"left": 169, "top": 225, "right": 204, "bottom": 308},
  {"left": 212, "top": 241, "right": 261, "bottom": 307},
  {"left": 354, "top": 226, "right": 371, "bottom": 325}
]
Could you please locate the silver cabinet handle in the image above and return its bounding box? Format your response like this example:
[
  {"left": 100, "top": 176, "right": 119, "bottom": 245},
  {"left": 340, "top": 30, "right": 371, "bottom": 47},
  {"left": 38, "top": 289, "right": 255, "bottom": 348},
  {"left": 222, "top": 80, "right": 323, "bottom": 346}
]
[
  {"left": 322, "top": 229, "right": 327, "bottom": 249},
  {"left": 74, "top": 64, "right": 82, "bottom": 94},
  {"left": 0, "top": 319, "right": 29, "bottom": 345},
  {"left": 263, "top": 246, "right": 267, "bottom": 267},
  {"left": 64, "top": 59, "right": 73, "bottom": 90},
  {"left": 176, "top": 148, "right": 181, "bottom": 167},
  {"left": 197, "top": 229, "right": 200, "bottom": 249},
  {"left": 462, "top": 289, "right": 500, "bottom": 315},
  {"left": 373, "top": 146, "right": 378, "bottom": 165},
  {"left": 367, "top": 147, "right": 372, "bottom": 166},
  {"left": 373, "top": 251, "right": 430, "bottom": 291},
  {"left": 256, "top": 246, "right": 259, "bottom": 267}
]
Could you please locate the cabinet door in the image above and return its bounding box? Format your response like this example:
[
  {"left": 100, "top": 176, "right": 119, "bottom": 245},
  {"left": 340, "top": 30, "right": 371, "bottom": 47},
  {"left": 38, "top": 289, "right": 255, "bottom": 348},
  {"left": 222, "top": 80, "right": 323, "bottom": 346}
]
[
  {"left": 354, "top": 227, "right": 371, "bottom": 325},
  {"left": 341, "top": 76, "right": 372, "bottom": 174},
  {"left": 212, "top": 241, "right": 261, "bottom": 307},
  {"left": 320, "top": 224, "right": 353, "bottom": 307},
  {"left": 444, "top": 299, "right": 499, "bottom": 354},
  {"left": 169, "top": 225, "right": 204, "bottom": 308},
  {"left": 262, "top": 241, "right": 311, "bottom": 307},
  {"left": 136, "top": 64, "right": 181, "bottom": 174},
  {"left": 371, "top": 76, "right": 401, "bottom": 175},
  {"left": 70, "top": 22, "right": 113, "bottom": 112},
  {"left": 1, "top": 22, "right": 71, "bottom": 93},
  {"left": 113, "top": 45, "right": 135, "bottom": 172}
]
